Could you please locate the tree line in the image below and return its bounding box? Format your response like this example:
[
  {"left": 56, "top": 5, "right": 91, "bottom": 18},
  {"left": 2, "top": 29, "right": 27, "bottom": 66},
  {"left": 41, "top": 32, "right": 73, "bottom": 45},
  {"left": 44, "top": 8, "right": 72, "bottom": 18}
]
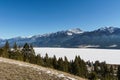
[{"left": 0, "top": 41, "right": 120, "bottom": 80}]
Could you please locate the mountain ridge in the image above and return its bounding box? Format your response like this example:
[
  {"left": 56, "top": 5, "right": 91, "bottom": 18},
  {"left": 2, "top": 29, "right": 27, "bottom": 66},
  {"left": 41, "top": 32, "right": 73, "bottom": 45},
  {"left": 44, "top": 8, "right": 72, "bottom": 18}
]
[
  {"left": 1, "top": 27, "right": 120, "bottom": 49},
  {"left": 1, "top": 27, "right": 119, "bottom": 40}
]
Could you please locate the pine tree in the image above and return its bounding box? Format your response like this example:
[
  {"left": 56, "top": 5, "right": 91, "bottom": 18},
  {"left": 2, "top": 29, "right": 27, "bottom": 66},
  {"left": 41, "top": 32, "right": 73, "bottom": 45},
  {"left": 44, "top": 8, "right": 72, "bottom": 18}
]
[
  {"left": 23, "top": 43, "right": 29, "bottom": 50},
  {"left": 57, "top": 57, "right": 64, "bottom": 71},
  {"left": 4, "top": 41, "right": 10, "bottom": 50},
  {"left": 100, "top": 62, "right": 109, "bottom": 78},
  {"left": 29, "top": 53, "right": 36, "bottom": 64},
  {"left": 117, "top": 65, "right": 120, "bottom": 80},
  {"left": 35, "top": 54, "right": 43, "bottom": 65},
  {"left": 22, "top": 43, "right": 35, "bottom": 62},
  {"left": 13, "top": 42, "right": 17, "bottom": 51},
  {"left": 16, "top": 50, "right": 23, "bottom": 61},
  {"left": 88, "top": 72, "right": 97, "bottom": 80},
  {"left": 81, "top": 60, "right": 88, "bottom": 77},
  {"left": 0, "top": 48, "right": 4, "bottom": 57},
  {"left": 44, "top": 53, "right": 50, "bottom": 67},
  {"left": 94, "top": 61, "right": 100, "bottom": 74},
  {"left": 30, "top": 44, "right": 35, "bottom": 55},
  {"left": 71, "top": 56, "right": 88, "bottom": 77},
  {"left": 73, "top": 56, "right": 81, "bottom": 76},
  {"left": 63, "top": 56, "right": 69, "bottom": 72},
  {"left": 110, "top": 65, "right": 114, "bottom": 76},
  {"left": 3, "top": 41, "right": 10, "bottom": 58},
  {"left": 69, "top": 60, "right": 74, "bottom": 74},
  {"left": 52, "top": 55, "right": 58, "bottom": 69}
]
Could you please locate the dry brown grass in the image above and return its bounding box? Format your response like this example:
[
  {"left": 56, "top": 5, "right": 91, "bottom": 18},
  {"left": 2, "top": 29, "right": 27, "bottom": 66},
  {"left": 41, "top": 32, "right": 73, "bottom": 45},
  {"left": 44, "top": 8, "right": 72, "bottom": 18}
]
[{"left": 0, "top": 57, "right": 86, "bottom": 80}]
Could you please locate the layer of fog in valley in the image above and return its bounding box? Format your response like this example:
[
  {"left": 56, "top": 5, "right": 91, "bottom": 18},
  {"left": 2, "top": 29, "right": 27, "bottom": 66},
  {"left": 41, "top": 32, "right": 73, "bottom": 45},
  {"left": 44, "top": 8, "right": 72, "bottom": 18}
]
[{"left": 34, "top": 48, "right": 120, "bottom": 65}]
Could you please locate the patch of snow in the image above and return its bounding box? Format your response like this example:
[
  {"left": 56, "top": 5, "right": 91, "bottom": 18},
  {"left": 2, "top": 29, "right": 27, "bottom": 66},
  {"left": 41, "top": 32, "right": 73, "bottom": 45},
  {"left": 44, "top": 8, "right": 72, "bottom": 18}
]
[
  {"left": 108, "top": 44, "right": 117, "bottom": 47},
  {"left": 46, "top": 71, "right": 51, "bottom": 74},
  {"left": 108, "top": 27, "right": 115, "bottom": 33},
  {"left": 98, "top": 26, "right": 119, "bottom": 33},
  {"left": 67, "top": 77, "right": 76, "bottom": 80},
  {"left": 68, "top": 28, "right": 83, "bottom": 34},
  {"left": 78, "top": 45, "right": 100, "bottom": 48},
  {"left": 57, "top": 74, "right": 65, "bottom": 78},
  {"left": 32, "top": 33, "right": 52, "bottom": 38},
  {"left": 11, "top": 36, "right": 30, "bottom": 40},
  {"left": 67, "top": 32, "right": 73, "bottom": 36},
  {"left": 99, "top": 27, "right": 108, "bottom": 31}
]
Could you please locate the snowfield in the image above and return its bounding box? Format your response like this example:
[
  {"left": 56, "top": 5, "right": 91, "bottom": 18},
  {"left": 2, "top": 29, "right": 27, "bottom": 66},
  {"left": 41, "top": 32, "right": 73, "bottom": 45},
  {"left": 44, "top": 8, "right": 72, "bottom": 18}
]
[{"left": 34, "top": 48, "right": 120, "bottom": 65}]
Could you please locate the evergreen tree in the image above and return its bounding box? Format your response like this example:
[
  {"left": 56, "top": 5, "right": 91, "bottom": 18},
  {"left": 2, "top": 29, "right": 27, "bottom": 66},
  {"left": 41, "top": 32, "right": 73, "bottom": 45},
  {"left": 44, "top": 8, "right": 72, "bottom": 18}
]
[
  {"left": 0, "top": 48, "right": 4, "bottom": 57},
  {"left": 13, "top": 42, "right": 17, "bottom": 51},
  {"left": 117, "top": 65, "right": 120, "bottom": 80},
  {"left": 88, "top": 72, "right": 97, "bottom": 80},
  {"left": 94, "top": 61, "right": 100, "bottom": 74},
  {"left": 29, "top": 53, "right": 36, "bottom": 64},
  {"left": 30, "top": 44, "right": 35, "bottom": 54},
  {"left": 16, "top": 50, "right": 23, "bottom": 61},
  {"left": 63, "top": 56, "right": 69, "bottom": 72},
  {"left": 81, "top": 60, "right": 88, "bottom": 77},
  {"left": 110, "top": 65, "right": 114, "bottom": 76},
  {"left": 8, "top": 48, "right": 23, "bottom": 61},
  {"left": 44, "top": 53, "right": 50, "bottom": 67},
  {"left": 4, "top": 41, "right": 10, "bottom": 51},
  {"left": 52, "top": 55, "right": 58, "bottom": 69},
  {"left": 69, "top": 60, "right": 74, "bottom": 74},
  {"left": 72, "top": 56, "right": 88, "bottom": 77},
  {"left": 100, "top": 62, "right": 109, "bottom": 78},
  {"left": 22, "top": 43, "right": 35, "bottom": 62},
  {"left": 23, "top": 43, "right": 29, "bottom": 49},
  {"left": 57, "top": 57, "right": 64, "bottom": 71},
  {"left": 3, "top": 41, "right": 10, "bottom": 58},
  {"left": 73, "top": 56, "right": 81, "bottom": 76},
  {"left": 35, "top": 54, "right": 43, "bottom": 65}
]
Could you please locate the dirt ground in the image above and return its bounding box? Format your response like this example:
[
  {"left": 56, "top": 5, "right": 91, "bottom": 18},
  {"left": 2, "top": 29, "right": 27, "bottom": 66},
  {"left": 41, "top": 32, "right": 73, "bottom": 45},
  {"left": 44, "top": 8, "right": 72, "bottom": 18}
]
[{"left": 0, "top": 57, "right": 86, "bottom": 80}]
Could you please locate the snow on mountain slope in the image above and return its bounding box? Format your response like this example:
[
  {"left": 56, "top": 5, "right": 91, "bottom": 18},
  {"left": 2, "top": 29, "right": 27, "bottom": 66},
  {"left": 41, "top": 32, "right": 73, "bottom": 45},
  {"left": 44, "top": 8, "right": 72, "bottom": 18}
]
[
  {"left": 66, "top": 28, "right": 83, "bottom": 36},
  {"left": 67, "top": 28, "right": 83, "bottom": 34},
  {"left": 34, "top": 48, "right": 120, "bottom": 64},
  {"left": 94, "top": 26, "right": 120, "bottom": 33},
  {"left": 1, "top": 27, "right": 120, "bottom": 48}
]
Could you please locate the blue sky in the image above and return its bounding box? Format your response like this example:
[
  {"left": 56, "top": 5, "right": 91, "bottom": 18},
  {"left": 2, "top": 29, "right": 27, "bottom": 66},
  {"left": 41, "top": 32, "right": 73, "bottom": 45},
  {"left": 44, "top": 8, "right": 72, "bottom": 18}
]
[{"left": 0, "top": 0, "right": 120, "bottom": 39}]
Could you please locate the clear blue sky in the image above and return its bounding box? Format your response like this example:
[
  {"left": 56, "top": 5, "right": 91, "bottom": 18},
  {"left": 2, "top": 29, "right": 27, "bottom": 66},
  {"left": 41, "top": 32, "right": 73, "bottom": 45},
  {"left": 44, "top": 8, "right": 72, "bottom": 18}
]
[{"left": 0, "top": 0, "right": 120, "bottom": 39}]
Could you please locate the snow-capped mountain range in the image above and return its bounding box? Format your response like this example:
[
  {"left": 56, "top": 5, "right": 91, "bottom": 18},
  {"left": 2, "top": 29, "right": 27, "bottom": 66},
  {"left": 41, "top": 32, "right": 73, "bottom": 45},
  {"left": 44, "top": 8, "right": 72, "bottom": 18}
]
[{"left": 1, "top": 27, "right": 120, "bottom": 49}]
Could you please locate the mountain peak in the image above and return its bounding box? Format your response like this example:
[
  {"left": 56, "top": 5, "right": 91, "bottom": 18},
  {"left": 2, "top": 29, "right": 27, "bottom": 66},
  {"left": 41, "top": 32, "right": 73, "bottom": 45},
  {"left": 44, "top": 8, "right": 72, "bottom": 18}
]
[
  {"left": 96, "top": 26, "right": 119, "bottom": 33},
  {"left": 67, "top": 28, "right": 83, "bottom": 34}
]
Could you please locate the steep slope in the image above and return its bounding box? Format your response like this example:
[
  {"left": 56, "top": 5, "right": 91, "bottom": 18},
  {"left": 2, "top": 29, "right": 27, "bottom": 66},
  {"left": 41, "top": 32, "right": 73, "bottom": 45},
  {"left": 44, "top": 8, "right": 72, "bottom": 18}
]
[{"left": 0, "top": 57, "right": 86, "bottom": 80}]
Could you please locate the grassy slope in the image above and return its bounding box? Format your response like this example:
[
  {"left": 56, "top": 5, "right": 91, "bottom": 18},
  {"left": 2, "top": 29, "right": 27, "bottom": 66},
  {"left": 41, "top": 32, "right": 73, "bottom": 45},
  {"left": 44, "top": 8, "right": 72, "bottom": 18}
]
[{"left": 0, "top": 57, "right": 86, "bottom": 80}]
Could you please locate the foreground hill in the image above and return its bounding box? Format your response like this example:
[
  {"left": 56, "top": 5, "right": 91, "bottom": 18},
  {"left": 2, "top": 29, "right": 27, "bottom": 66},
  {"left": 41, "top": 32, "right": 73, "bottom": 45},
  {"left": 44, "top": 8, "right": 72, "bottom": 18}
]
[{"left": 0, "top": 57, "right": 86, "bottom": 80}]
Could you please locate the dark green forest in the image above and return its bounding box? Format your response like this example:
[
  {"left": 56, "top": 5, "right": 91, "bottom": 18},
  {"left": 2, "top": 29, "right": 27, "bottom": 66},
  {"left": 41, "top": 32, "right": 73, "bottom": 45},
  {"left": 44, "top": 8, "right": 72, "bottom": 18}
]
[{"left": 0, "top": 41, "right": 120, "bottom": 80}]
